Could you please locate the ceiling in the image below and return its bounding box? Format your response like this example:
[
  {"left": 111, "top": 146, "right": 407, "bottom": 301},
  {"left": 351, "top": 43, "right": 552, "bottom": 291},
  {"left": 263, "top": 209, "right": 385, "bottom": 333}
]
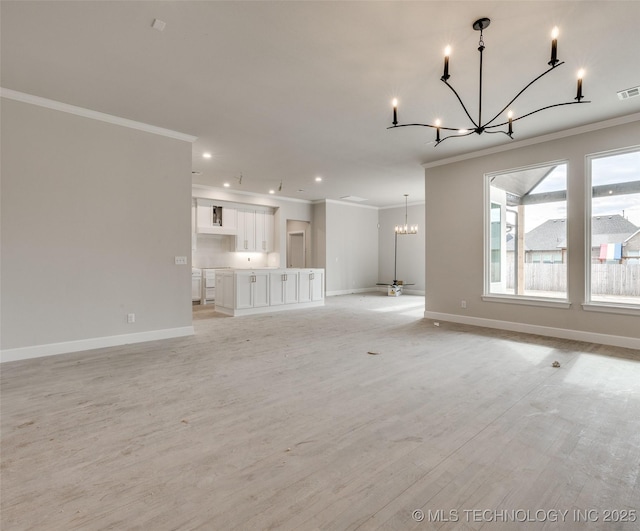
[{"left": 2, "top": 1, "right": 639, "bottom": 207}]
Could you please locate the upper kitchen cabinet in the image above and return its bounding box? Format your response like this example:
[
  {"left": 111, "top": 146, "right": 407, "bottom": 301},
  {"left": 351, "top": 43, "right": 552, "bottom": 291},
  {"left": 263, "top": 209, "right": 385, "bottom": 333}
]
[
  {"left": 196, "top": 198, "right": 236, "bottom": 235},
  {"left": 235, "top": 208, "right": 274, "bottom": 252}
]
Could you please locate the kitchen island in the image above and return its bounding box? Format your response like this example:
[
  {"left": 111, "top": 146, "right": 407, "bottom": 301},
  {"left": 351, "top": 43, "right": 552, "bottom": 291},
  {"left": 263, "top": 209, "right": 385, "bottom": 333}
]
[{"left": 214, "top": 268, "right": 324, "bottom": 316}]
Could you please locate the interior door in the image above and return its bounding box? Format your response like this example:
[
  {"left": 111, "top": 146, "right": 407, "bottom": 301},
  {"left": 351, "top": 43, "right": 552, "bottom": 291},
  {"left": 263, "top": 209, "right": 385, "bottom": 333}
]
[{"left": 288, "top": 232, "right": 305, "bottom": 268}]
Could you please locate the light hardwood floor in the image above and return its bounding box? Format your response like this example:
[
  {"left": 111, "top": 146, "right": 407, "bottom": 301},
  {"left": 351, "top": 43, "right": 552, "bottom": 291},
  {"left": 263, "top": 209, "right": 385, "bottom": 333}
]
[{"left": 2, "top": 294, "right": 639, "bottom": 530}]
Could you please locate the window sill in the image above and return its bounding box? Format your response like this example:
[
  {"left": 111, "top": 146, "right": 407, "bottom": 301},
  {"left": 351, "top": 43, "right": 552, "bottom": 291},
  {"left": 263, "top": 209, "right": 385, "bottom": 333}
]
[
  {"left": 482, "top": 294, "right": 571, "bottom": 309},
  {"left": 582, "top": 303, "right": 640, "bottom": 317}
]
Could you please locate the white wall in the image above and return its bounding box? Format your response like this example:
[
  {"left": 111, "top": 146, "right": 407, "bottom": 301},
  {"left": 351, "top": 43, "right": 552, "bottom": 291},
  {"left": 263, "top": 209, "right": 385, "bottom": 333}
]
[
  {"left": 324, "top": 200, "right": 379, "bottom": 294},
  {"left": 1, "top": 98, "right": 194, "bottom": 358},
  {"left": 378, "top": 203, "right": 425, "bottom": 293},
  {"left": 424, "top": 119, "right": 640, "bottom": 347}
]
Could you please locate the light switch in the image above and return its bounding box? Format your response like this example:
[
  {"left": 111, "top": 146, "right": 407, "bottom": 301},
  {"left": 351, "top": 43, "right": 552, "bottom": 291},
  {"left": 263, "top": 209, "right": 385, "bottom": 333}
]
[{"left": 175, "top": 256, "right": 187, "bottom": 265}]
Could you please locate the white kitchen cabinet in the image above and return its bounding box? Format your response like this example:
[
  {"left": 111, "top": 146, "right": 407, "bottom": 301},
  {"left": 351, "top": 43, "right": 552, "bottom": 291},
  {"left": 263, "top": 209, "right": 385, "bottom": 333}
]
[
  {"left": 235, "top": 271, "right": 269, "bottom": 309},
  {"left": 215, "top": 268, "right": 324, "bottom": 316},
  {"left": 298, "top": 269, "right": 324, "bottom": 302},
  {"left": 216, "top": 271, "right": 235, "bottom": 308},
  {"left": 269, "top": 271, "right": 299, "bottom": 306},
  {"left": 235, "top": 209, "right": 257, "bottom": 251},
  {"left": 196, "top": 198, "right": 236, "bottom": 235},
  {"left": 255, "top": 210, "right": 274, "bottom": 252},
  {"left": 191, "top": 199, "right": 197, "bottom": 251},
  {"left": 235, "top": 209, "right": 274, "bottom": 252},
  {"left": 192, "top": 276, "right": 202, "bottom": 302}
]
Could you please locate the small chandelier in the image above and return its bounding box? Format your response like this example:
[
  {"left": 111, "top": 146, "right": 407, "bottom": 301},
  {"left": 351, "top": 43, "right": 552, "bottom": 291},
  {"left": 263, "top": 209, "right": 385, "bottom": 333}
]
[
  {"left": 395, "top": 194, "right": 418, "bottom": 234},
  {"left": 389, "top": 17, "right": 589, "bottom": 146}
]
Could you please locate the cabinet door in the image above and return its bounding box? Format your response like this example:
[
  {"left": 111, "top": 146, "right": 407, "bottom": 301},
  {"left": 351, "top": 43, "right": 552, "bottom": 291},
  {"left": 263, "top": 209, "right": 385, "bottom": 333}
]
[
  {"left": 253, "top": 272, "right": 270, "bottom": 307},
  {"left": 236, "top": 210, "right": 257, "bottom": 251},
  {"left": 222, "top": 207, "right": 237, "bottom": 230},
  {"left": 235, "top": 273, "right": 253, "bottom": 309},
  {"left": 196, "top": 198, "right": 213, "bottom": 232},
  {"left": 311, "top": 270, "right": 324, "bottom": 301},
  {"left": 192, "top": 278, "right": 202, "bottom": 301},
  {"left": 269, "top": 272, "right": 285, "bottom": 306},
  {"left": 284, "top": 272, "right": 299, "bottom": 304},
  {"left": 298, "top": 271, "right": 312, "bottom": 302}
]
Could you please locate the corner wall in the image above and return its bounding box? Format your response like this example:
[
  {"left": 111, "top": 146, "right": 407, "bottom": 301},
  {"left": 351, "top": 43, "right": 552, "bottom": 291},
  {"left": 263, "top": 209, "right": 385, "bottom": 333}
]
[
  {"left": 1, "top": 98, "right": 194, "bottom": 360},
  {"left": 424, "top": 119, "right": 640, "bottom": 348},
  {"left": 324, "top": 200, "right": 379, "bottom": 295}
]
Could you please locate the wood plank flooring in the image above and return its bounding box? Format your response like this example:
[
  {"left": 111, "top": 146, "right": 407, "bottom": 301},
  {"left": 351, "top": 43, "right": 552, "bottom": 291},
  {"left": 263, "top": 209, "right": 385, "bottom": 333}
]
[{"left": 2, "top": 294, "right": 639, "bottom": 530}]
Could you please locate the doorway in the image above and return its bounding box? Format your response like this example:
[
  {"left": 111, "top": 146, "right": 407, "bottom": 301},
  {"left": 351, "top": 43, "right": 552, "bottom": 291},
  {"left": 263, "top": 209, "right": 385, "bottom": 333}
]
[{"left": 288, "top": 232, "right": 305, "bottom": 268}]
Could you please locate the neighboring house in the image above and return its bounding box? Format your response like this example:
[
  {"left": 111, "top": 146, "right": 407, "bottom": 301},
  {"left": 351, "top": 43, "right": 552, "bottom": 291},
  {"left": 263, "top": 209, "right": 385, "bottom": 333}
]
[{"left": 507, "top": 214, "right": 638, "bottom": 264}]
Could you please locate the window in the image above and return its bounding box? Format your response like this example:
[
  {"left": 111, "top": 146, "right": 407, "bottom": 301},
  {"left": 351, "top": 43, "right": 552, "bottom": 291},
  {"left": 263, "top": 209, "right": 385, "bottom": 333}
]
[
  {"left": 486, "top": 162, "right": 568, "bottom": 300},
  {"left": 587, "top": 147, "right": 640, "bottom": 308}
]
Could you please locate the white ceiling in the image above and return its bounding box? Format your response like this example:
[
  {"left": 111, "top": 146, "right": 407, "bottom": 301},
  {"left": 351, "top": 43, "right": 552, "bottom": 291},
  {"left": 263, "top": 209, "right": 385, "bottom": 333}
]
[{"left": 2, "top": 1, "right": 640, "bottom": 207}]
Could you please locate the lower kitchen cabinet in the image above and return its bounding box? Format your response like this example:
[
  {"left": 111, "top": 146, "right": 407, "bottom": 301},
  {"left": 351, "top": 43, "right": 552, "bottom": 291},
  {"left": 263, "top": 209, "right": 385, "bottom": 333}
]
[
  {"left": 236, "top": 271, "right": 270, "bottom": 309},
  {"left": 298, "top": 269, "right": 324, "bottom": 303},
  {"left": 270, "top": 271, "right": 299, "bottom": 306},
  {"left": 214, "top": 268, "right": 324, "bottom": 316}
]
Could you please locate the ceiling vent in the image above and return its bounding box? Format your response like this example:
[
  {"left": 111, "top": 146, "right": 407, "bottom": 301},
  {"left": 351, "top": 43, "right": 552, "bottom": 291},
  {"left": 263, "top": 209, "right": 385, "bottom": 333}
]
[{"left": 617, "top": 86, "right": 640, "bottom": 100}]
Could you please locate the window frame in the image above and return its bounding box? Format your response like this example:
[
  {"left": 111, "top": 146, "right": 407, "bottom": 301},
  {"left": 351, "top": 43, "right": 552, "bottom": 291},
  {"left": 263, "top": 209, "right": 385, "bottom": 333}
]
[
  {"left": 583, "top": 145, "right": 640, "bottom": 316},
  {"left": 483, "top": 159, "right": 571, "bottom": 308}
]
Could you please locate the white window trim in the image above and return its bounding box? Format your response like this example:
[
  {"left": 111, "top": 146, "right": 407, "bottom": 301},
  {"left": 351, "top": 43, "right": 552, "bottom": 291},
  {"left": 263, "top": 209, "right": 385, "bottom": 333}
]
[
  {"left": 585, "top": 145, "right": 640, "bottom": 311},
  {"left": 482, "top": 294, "right": 571, "bottom": 309},
  {"left": 582, "top": 303, "right": 640, "bottom": 317},
  {"left": 483, "top": 159, "right": 570, "bottom": 305}
]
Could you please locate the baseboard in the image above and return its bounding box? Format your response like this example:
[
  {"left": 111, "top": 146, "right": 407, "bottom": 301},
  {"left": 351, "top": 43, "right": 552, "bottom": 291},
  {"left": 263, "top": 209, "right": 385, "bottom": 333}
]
[
  {"left": 0, "top": 326, "right": 195, "bottom": 363},
  {"left": 423, "top": 311, "right": 640, "bottom": 350},
  {"left": 326, "top": 287, "right": 379, "bottom": 297},
  {"left": 375, "top": 287, "right": 425, "bottom": 296}
]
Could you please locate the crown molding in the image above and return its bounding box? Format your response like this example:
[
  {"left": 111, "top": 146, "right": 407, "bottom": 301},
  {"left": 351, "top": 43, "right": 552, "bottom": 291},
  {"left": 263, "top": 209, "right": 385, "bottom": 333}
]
[
  {"left": 0, "top": 87, "right": 198, "bottom": 143},
  {"left": 316, "top": 198, "right": 380, "bottom": 210},
  {"left": 192, "top": 184, "right": 313, "bottom": 205},
  {"left": 422, "top": 112, "right": 640, "bottom": 169}
]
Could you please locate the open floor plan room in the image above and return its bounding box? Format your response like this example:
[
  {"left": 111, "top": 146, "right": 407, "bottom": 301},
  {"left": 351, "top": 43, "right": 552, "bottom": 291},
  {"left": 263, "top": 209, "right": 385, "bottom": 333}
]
[{"left": 2, "top": 294, "right": 639, "bottom": 530}]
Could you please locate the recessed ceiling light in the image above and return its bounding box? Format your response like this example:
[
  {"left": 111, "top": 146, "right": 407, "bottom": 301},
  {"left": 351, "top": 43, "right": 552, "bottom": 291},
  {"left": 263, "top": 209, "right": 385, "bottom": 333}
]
[
  {"left": 202, "top": 152, "right": 212, "bottom": 159},
  {"left": 223, "top": 182, "right": 230, "bottom": 188},
  {"left": 269, "top": 190, "right": 275, "bottom": 194},
  {"left": 315, "top": 176, "right": 322, "bottom": 182}
]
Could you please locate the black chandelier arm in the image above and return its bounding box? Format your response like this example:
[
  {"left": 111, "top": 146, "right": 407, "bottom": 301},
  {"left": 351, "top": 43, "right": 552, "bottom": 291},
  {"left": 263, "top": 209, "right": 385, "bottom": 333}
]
[
  {"left": 441, "top": 79, "right": 479, "bottom": 128},
  {"left": 435, "top": 129, "right": 477, "bottom": 145},
  {"left": 483, "top": 129, "right": 513, "bottom": 139},
  {"left": 483, "top": 99, "right": 591, "bottom": 130},
  {"left": 482, "top": 62, "right": 565, "bottom": 128},
  {"left": 386, "top": 123, "right": 462, "bottom": 132}
]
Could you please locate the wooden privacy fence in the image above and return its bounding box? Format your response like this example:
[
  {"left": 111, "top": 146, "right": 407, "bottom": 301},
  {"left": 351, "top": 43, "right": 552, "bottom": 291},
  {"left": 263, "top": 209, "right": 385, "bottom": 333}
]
[{"left": 506, "top": 263, "right": 640, "bottom": 296}]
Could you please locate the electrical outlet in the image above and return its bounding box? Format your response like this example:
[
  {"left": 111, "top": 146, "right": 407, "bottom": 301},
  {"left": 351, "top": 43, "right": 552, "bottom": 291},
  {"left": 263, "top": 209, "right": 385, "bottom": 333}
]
[
  {"left": 127, "top": 313, "right": 135, "bottom": 323},
  {"left": 174, "top": 256, "right": 187, "bottom": 265},
  {"left": 461, "top": 300, "right": 467, "bottom": 309}
]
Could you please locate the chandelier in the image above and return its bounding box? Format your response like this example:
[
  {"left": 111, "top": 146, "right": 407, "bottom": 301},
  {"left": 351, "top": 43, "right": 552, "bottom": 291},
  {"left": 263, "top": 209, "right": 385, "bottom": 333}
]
[
  {"left": 395, "top": 194, "right": 418, "bottom": 234},
  {"left": 389, "top": 17, "right": 589, "bottom": 146}
]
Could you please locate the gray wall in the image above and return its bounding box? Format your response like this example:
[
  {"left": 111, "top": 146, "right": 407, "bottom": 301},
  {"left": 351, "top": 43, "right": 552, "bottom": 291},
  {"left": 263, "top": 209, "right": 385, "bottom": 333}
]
[
  {"left": 424, "top": 119, "right": 640, "bottom": 341},
  {"left": 1, "top": 99, "right": 193, "bottom": 351},
  {"left": 324, "top": 200, "right": 379, "bottom": 294},
  {"left": 378, "top": 203, "right": 425, "bottom": 292}
]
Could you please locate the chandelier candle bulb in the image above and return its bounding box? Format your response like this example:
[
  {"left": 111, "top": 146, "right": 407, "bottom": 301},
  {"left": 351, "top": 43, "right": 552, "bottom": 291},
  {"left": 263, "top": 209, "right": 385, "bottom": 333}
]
[
  {"left": 576, "top": 69, "right": 584, "bottom": 101},
  {"left": 507, "top": 110, "right": 513, "bottom": 135},
  {"left": 392, "top": 98, "right": 398, "bottom": 126},
  {"left": 443, "top": 46, "right": 451, "bottom": 80},
  {"left": 549, "top": 27, "right": 559, "bottom": 66},
  {"left": 435, "top": 118, "right": 441, "bottom": 142}
]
